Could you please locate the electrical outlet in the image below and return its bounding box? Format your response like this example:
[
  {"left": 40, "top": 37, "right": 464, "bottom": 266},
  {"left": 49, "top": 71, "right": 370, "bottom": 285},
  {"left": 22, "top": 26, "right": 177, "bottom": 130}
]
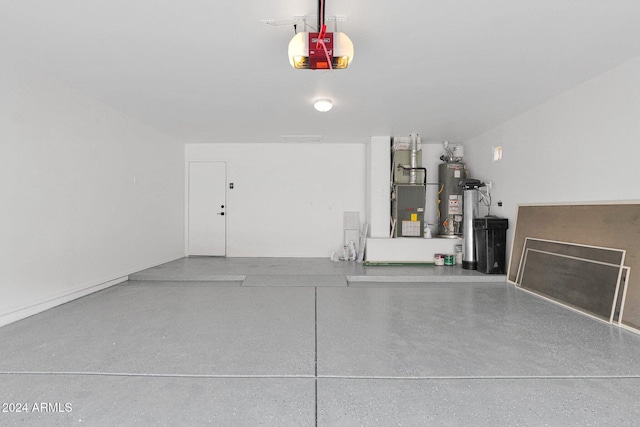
[{"left": 492, "top": 146, "right": 503, "bottom": 162}]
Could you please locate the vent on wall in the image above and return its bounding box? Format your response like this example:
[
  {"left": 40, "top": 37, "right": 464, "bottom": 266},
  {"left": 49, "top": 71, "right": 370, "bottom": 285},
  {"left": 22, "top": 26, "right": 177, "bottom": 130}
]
[{"left": 281, "top": 135, "right": 323, "bottom": 143}]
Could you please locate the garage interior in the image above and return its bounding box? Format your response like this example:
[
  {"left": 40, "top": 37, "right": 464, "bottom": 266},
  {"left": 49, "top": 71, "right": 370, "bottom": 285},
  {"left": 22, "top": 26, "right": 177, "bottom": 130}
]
[{"left": 2, "top": 1, "right": 640, "bottom": 425}]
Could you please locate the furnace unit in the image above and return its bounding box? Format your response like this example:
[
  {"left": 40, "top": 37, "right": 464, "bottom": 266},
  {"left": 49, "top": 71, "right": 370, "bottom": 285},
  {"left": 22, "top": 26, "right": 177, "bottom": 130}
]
[
  {"left": 391, "top": 134, "right": 426, "bottom": 238},
  {"left": 393, "top": 185, "right": 426, "bottom": 237}
]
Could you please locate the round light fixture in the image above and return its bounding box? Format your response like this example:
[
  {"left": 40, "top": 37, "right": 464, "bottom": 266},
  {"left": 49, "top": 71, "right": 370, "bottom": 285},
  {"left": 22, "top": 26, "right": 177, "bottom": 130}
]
[{"left": 313, "top": 99, "right": 333, "bottom": 112}]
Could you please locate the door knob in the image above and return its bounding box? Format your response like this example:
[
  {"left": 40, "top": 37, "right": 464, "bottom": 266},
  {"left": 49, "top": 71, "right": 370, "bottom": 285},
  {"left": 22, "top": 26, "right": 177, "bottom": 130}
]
[{"left": 217, "top": 212, "right": 225, "bottom": 216}]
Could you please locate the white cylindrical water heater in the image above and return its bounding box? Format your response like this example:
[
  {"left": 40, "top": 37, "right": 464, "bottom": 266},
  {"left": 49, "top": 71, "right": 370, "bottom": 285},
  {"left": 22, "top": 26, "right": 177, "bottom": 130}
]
[
  {"left": 462, "top": 188, "right": 479, "bottom": 269},
  {"left": 460, "top": 179, "right": 485, "bottom": 270}
]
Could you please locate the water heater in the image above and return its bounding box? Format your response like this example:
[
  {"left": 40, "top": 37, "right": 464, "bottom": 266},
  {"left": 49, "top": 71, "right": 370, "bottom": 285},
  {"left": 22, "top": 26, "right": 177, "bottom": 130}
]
[{"left": 437, "top": 162, "right": 468, "bottom": 237}]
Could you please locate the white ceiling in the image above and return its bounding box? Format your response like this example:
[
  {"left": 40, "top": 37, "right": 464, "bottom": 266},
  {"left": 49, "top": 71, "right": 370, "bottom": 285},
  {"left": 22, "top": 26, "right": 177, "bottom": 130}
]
[{"left": 2, "top": 0, "right": 640, "bottom": 144}]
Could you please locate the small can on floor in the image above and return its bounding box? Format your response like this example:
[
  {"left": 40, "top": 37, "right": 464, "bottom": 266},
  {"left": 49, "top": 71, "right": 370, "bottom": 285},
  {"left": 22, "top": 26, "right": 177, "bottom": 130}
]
[
  {"left": 455, "top": 245, "right": 463, "bottom": 265},
  {"left": 434, "top": 254, "right": 444, "bottom": 266}
]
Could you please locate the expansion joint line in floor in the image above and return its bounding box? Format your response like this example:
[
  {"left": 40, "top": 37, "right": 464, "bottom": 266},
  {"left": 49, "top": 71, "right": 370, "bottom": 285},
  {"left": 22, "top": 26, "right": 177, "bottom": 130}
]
[
  {"left": 314, "top": 286, "right": 318, "bottom": 427},
  {"left": 316, "top": 374, "right": 640, "bottom": 380},
  {"left": 0, "top": 372, "right": 315, "bottom": 378},
  {"left": 2, "top": 372, "right": 640, "bottom": 381}
]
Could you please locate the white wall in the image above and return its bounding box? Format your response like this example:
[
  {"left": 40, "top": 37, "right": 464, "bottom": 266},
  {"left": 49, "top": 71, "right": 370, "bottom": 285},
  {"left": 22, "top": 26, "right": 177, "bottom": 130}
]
[
  {"left": 185, "top": 143, "right": 366, "bottom": 257},
  {"left": 367, "top": 136, "right": 391, "bottom": 238},
  {"left": 0, "top": 58, "right": 184, "bottom": 326},
  {"left": 463, "top": 55, "right": 640, "bottom": 252}
]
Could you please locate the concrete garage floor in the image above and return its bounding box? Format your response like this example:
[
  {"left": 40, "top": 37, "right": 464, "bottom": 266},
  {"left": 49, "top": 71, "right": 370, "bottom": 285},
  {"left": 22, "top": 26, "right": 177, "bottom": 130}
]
[{"left": 1, "top": 257, "right": 639, "bottom": 426}]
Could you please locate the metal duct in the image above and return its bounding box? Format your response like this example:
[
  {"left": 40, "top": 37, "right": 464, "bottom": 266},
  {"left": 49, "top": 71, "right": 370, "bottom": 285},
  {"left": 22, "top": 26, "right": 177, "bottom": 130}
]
[{"left": 409, "top": 133, "right": 418, "bottom": 184}]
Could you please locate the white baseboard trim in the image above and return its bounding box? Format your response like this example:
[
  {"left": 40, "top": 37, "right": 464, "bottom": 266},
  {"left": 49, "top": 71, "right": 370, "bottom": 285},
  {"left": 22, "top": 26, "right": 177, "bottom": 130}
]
[
  {"left": 0, "top": 254, "right": 185, "bottom": 328},
  {"left": 0, "top": 276, "right": 127, "bottom": 328}
]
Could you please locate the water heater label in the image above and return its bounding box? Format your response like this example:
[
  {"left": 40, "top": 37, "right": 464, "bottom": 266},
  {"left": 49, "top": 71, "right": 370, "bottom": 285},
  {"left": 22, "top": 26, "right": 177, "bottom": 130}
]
[{"left": 448, "top": 199, "right": 461, "bottom": 214}]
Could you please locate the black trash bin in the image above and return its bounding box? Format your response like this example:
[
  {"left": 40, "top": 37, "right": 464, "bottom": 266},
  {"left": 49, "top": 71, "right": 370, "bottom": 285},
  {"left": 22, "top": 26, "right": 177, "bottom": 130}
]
[{"left": 473, "top": 216, "right": 509, "bottom": 274}]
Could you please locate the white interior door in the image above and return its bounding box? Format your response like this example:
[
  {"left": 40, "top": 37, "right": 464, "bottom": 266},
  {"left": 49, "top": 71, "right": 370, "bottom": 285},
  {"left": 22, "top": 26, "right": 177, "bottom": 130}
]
[{"left": 188, "top": 161, "right": 226, "bottom": 256}]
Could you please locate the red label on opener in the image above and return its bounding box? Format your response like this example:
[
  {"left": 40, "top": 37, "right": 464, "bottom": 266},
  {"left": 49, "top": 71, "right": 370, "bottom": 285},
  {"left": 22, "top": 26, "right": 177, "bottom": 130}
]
[{"left": 308, "top": 32, "right": 334, "bottom": 69}]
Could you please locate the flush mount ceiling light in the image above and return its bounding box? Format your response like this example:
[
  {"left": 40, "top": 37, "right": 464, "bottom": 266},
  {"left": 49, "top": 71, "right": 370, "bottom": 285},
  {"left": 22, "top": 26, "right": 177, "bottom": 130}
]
[
  {"left": 313, "top": 99, "right": 333, "bottom": 112},
  {"left": 288, "top": 0, "right": 354, "bottom": 70}
]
